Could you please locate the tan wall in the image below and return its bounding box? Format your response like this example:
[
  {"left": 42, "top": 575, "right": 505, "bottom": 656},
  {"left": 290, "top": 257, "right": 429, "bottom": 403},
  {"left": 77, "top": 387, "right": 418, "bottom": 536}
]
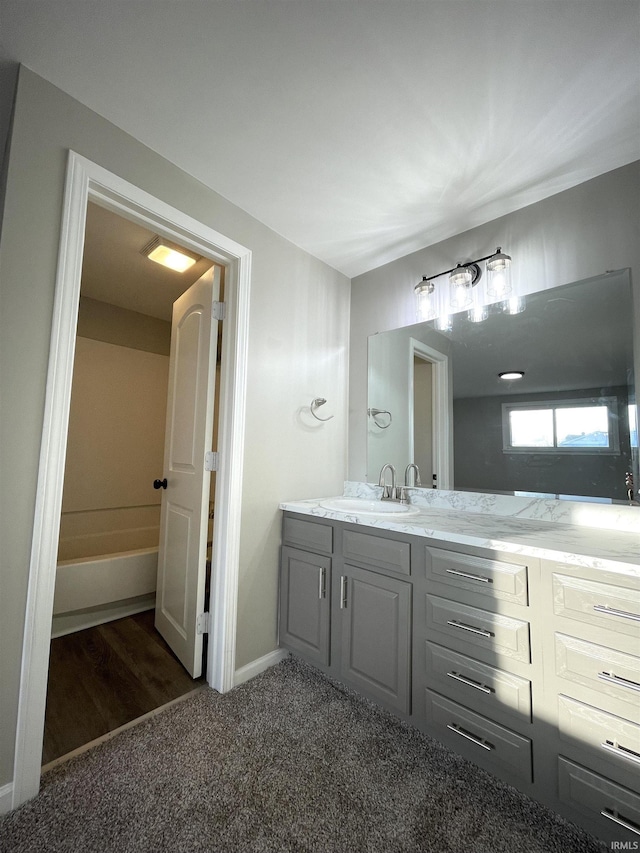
[
  {"left": 0, "top": 67, "right": 350, "bottom": 788},
  {"left": 77, "top": 295, "right": 171, "bottom": 356},
  {"left": 58, "top": 336, "right": 169, "bottom": 561}
]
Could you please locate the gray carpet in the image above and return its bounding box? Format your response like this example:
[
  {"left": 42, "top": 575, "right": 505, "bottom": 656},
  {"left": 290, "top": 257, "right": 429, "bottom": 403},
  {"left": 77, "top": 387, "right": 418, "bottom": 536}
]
[{"left": 1, "top": 656, "right": 605, "bottom": 853}]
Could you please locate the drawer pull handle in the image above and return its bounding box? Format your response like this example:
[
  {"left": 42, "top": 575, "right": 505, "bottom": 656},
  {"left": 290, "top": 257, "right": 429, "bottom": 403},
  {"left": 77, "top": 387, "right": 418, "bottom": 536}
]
[
  {"left": 593, "top": 604, "right": 640, "bottom": 622},
  {"left": 446, "top": 671, "right": 494, "bottom": 694},
  {"left": 446, "top": 723, "right": 494, "bottom": 751},
  {"left": 598, "top": 671, "right": 640, "bottom": 692},
  {"left": 600, "top": 809, "right": 640, "bottom": 836},
  {"left": 601, "top": 739, "right": 640, "bottom": 766},
  {"left": 447, "top": 619, "right": 494, "bottom": 639},
  {"left": 340, "top": 576, "right": 348, "bottom": 609},
  {"left": 446, "top": 568, "right": 492, "bottom": 584},
  {"left": 318, "top": 566, "right": 326, "bottom": 600}
]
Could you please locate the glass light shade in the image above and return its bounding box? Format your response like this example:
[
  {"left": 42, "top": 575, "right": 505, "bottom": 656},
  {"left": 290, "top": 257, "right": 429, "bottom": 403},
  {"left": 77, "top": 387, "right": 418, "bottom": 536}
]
[
  {"left": 501, "top": 295, "right": 526, "bottom": 315},
  {"left": 450, "top": 280, "right": 473, "bottom": 311},
  {"left": 449, "top": 265, "right": 473, "bottom": 287},
  {"left": 415, "top": 280, "right": 436, "bottom": 321},
  {"left": 486, "top": 247, "right": 512, "bottom": 298},
  {"left": 486, "top": 248, "right": 511, "bottom": 272},
  {"left": 468, "top": 304, "right": 488, "bottom": 323}
]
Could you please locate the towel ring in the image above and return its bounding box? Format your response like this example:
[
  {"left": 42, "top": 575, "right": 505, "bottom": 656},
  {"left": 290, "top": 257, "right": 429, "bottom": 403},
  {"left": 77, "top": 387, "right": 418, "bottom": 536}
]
[
  {"left": 311, "top": 398, "right": 334, "bottom": 422},
  {"left": 368, "top": 408, "right": 392, "bottom": 429}
]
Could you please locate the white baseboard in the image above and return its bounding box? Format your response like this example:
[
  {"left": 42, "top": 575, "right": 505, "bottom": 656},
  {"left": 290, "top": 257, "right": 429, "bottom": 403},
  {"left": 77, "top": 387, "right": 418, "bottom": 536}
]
[
  {"left": 0, "top": 782, "right": 14, "bottom": 815},
  {"left": 234, "top": 648, "right": 288, "bottom": 687}
]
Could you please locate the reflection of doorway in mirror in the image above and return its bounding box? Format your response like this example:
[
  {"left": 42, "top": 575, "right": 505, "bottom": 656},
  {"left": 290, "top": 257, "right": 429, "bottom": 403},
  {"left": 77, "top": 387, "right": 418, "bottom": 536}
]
[{"left": 413, "top": 355, "right": 433, "bottom": 484}]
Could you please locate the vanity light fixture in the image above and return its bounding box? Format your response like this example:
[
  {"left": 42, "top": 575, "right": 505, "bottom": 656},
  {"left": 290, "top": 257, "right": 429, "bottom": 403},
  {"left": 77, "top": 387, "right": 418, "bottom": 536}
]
[
  {"left": 142, "top": 236, "right": 199, "bottom": 273},
  {"left": 415, "top": 247, "right": 512, "bottom": 319},
  {"left": 498, "top": 371, "right": 525, "bottom": 380},
  {"left": 415, "top": 279, "right": 437, "bottom": 321}
]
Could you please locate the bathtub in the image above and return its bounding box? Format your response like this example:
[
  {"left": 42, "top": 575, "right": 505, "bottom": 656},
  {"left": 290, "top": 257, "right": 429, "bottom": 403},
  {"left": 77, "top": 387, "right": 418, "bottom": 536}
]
[{"left": 52, "top": 546, "right": 158, "bottom": 638}]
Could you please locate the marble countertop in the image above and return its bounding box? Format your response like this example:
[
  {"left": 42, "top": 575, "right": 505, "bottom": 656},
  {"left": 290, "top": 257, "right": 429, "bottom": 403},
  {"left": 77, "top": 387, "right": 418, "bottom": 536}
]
[{"left": 280, "top": 483, "right": 640, "bottom": 577}]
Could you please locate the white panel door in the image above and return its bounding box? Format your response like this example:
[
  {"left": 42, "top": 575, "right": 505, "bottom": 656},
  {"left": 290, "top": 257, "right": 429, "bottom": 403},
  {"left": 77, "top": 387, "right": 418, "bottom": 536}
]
[{"left": 155, "top": 266, "right": 220, "bottom": 677}]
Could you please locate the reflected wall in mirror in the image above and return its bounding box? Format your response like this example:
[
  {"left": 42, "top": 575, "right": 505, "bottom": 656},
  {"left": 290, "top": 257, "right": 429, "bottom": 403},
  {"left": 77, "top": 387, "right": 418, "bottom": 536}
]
[{"left": 367, "top": 270, "right": 638, "bottom": 502}]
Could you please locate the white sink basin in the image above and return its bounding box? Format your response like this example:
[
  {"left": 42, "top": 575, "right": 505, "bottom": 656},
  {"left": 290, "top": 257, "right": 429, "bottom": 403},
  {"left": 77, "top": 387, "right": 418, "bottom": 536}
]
[{"left": 320, "top": 497, "right": 420, "bottom": 516}]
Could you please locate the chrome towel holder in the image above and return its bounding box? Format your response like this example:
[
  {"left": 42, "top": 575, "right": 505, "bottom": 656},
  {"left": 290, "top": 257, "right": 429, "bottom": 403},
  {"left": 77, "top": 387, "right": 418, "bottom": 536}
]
[
  {"left": 368, "top": 407, "right": 392, "bottom": 429},
  {"left": 311, "top": 398, "right": 334, "bottom": 421}
]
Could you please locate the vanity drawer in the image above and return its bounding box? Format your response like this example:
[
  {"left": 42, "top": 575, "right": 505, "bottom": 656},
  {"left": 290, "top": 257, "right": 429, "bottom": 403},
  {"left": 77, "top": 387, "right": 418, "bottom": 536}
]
[
  {"left": 425, "top": 546, "right": 528, "bottom": 606},
  {"left": 558, "top": 757, "right": 640, "bottom": 840},
  {"left": 555, "top": 633, "right": 640, "bottom": 718},
  {"left": 424, "top": 689, "right": 532, "bottom": 785},
  {"left": 552, "top": 573, "right": 640, "bottom": 643},
  {"left": 558, "top": 695, "right": 640, "bottom": 785},
  {"left": 282, "top": 516, "right": 333, "bottom": 555},
  {"left": 424, "top": 641, "right": 532, "bottom": 723},
  {"left": 426, "top": 594, "right": 531, "bottom": 664},
  {"left": 342, "top": 530, "right": 410, "bottom": 577}
]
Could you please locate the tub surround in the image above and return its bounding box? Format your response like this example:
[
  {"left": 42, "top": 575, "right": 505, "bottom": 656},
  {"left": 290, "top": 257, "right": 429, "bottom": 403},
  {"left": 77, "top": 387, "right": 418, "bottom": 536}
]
[{"left": 280, "top": 482, "right": 640, "bottom": 574}]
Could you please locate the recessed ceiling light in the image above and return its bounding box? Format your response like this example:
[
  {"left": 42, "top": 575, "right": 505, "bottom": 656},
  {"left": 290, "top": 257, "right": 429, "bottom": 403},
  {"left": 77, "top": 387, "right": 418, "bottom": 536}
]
[
  {"left": 498, "top": 371, "right": 525, "bottom": 380},
  {"left": 141, "top": 236, "right": 199, "bottom": 272}
]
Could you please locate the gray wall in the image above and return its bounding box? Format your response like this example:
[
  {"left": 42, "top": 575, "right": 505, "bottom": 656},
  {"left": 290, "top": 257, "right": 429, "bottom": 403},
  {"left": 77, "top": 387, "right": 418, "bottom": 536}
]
[
  {"left": 349, "top": 161, "right": 640, "bottom": 481},
  {"left": 454, "top": 386, "right": 632, "bottom": 500},
  {"left": 0, "top": 67, "right": 350, "bottom": 788}
]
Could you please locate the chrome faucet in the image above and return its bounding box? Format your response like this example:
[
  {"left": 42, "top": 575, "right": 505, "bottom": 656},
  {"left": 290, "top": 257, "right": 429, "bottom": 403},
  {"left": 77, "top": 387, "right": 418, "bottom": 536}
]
[
  {"left": 404, "top": 463, "right": 422, "bottom": 488},
  {"left": 378, "top": 463, "right": 397, "bottom": 501}
]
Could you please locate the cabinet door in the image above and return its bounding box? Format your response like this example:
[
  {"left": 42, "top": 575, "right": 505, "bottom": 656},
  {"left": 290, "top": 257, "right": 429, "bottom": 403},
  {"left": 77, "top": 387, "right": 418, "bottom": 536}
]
[
  {"left": 340, "top": 565, "right": 411, "bottom": 714},
  {"left": 280, "top": 546, "right": 331, "bottom": 666}
]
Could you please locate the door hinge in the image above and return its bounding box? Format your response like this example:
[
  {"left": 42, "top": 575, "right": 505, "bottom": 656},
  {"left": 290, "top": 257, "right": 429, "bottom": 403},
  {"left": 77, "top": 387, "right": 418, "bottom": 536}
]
[
  {"left": 196, "top": 612, "right": 210, "bottom": 635},
  {"left": 212, "top": 301, "right": 226, "bottom": 321},
  {"left": 205, "top": 451, "right": 219, "bottom": 472}
]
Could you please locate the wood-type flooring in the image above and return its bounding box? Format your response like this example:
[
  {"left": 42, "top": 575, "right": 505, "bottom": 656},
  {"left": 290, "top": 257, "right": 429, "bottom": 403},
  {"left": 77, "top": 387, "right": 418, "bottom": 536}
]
[{"left": 43, "top": 609, "right": 204, "bottom": 764}]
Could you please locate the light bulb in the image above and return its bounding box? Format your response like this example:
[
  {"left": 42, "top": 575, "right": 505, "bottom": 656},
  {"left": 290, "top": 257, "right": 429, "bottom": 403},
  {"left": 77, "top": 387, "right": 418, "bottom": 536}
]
[{"left": 415, "top": 279, "right": 436, "bottom": 321}]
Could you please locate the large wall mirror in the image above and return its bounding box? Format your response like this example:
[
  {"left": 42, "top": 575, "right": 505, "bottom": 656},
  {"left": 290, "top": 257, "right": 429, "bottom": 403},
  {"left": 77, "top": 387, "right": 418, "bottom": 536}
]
[{"left": 367, "top": 270, "right": 638, "bottom": 503}]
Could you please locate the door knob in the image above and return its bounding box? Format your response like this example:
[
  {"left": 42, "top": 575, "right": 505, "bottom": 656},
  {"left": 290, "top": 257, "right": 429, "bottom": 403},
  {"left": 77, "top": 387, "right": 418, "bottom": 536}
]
[{"left": 153, "top": 478, "right": 168, "bottom": 490}]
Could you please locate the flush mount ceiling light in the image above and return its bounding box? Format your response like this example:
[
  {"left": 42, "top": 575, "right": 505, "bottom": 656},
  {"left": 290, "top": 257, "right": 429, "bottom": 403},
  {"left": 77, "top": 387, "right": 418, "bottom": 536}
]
[
  {"left": 141, "top": 236, "right": 199, "bottom": 272},
  {"left": 498, "top": 371, "right": 525, "bottom": 380},
  {"left": 415, "top": 247, "right": 512, "bottom": 320}
]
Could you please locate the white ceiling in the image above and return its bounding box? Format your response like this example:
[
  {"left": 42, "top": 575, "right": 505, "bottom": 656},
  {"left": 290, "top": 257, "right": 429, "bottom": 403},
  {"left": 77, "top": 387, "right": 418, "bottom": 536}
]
[{"left": 1, "top": 1, "right": 639, "bottom": 278}]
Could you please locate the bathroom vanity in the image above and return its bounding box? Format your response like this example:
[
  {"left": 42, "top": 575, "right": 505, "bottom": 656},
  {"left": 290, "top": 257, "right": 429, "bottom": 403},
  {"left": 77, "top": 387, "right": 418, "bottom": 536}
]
[{"left": 279, "top": 485, "right": 640, "bottom": 845}]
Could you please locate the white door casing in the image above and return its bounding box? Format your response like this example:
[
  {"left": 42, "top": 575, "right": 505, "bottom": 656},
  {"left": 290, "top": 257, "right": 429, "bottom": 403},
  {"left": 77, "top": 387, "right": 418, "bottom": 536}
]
[
  {"left": 12, "top": 151, "right": 251, "bottom": 810},
  {"left": 409, "top": 337, "right": 453, "bottom": 490},
  {"left": 155, "top": 267, "right": 220, "bottom": 677}
]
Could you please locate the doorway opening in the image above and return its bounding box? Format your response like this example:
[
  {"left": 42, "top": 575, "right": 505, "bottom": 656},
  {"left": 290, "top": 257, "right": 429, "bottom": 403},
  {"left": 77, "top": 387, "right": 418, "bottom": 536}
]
[
  {"left": 409, "top": 337, "right": 453, "bottom": 490},
  {"left": 43, "top": 201, "right": 223, "bottom": 763},
  {"left": 413, "top": 354, "right": 433, "bottom": 486},
  {"left": 13, "top": 152, "right": 251, "bottom": 809}
]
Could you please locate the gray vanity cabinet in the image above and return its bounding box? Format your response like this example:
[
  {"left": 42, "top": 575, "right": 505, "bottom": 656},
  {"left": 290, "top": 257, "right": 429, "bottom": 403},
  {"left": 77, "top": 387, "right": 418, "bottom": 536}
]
[
  {"left": 540, "top": 559, "right": 640, "bottom": 842},
  {"left": 279, "top": 545, "right": 331, "bottom": 667},
  {"left": 279, "top": 512, "right": 413, "bottom": 716},
  {"left": 412, "top": 540, "right": 539, "bottom": 792},
  {"left": 339, "top": 563, "right": 411, "bottom": 715},
  {"left": 278, "top": 515, "right": 333, "bottom": 667},
  {"left": 279, "top": 507, "right": 640, "bottom": 845}
]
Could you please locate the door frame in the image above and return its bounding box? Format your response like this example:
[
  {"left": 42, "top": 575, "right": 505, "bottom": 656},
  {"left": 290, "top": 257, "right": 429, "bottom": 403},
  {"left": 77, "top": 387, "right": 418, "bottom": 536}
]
[
  {"left": 409, "top": 338, "right": 453, "bottom": 489},
  {"left": 12, "top": 151, "right": 252, "bottom": 808}
]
